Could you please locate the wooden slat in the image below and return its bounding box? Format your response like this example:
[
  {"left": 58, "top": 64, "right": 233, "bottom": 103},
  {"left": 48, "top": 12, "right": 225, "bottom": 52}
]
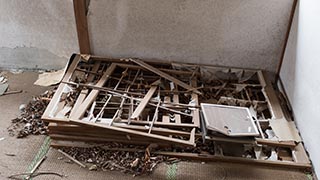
[
  {"left": 120, "top": 119, "right": 198, "bottom": 128},
  {"left": 73, "top": 0, "right": 91, "bottom": 54},
  {"left": 48, "top": 124, "right": 194, "bottom": 137},
  {"left": 129, "top": 59, "right": 201, "bottom": 94},
  {"left": 131, "top": 82, "right": 159, "bottom": 119},
  {"left": 255, "top": 138, "right": 296, "bottom": 148},
  {"left": 190, "top": 79, "right": 200, "bottom": 127},
  {"left": 69, "top": 89, "right": 88, "bottom": 118},
  {"left": 293, "top": 143, "right": 310, "bottom": 164},
  {"left": 258, "top": 71, "right": 284, "bottom": 119},
  {"left": 69, "top": 61, "right": 100, "bottom": 118},
  {"left": 72, "top": 63, "right": 117, "bottom": 120},
  {"left": 162, "top": 115, "right": 170, "bottom": 123},
  {"left": 172, "top": 94, "right": 181, "bottom": 123},
  {"left": 153, "top": 152, "right": 311, "bottom": 170},
  {"left": 70, "top": 119, "right": 195, "bottom": 147},
  {"left": 115, "top": 63, "right": 200, "bottom": 76}
]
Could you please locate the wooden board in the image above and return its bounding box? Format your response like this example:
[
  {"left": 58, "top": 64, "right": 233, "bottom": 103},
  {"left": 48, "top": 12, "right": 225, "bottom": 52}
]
[
  {"left": 70, "top": 119, "right": 196, "bottom": 147},
  {"left": 72, "top": 63, "right": 117, "bottom": 119},
  {"left": 131, "top": 85, "right": 158, "bottom": 119},
  {"left": 73, "top": 0, "right": 91, "bottom": 54}
]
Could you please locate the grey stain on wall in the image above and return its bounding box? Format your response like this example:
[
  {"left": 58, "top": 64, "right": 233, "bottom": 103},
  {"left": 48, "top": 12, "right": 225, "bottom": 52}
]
[{"left": 0, "top": 47, "right": 68, "bottom": 70}]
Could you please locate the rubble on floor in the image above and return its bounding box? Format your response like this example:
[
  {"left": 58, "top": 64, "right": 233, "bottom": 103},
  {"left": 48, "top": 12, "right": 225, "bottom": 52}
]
[
  {"left": 59, "top": 145, "right": 169, "bottom": 176},
  {"left": 8, "top": 90, "right": 54, "bottom": 138},
  {"left": 0, "top": 71, "right": 23, "bottom": 96},
  {"left": 7, "top": 54, "right": 312, "bottom": 175}
]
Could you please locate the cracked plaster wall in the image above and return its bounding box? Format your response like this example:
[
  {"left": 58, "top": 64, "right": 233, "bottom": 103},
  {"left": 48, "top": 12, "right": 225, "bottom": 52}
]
[{"left": 0, "top": 0, "right": 79, "bottom": 70}]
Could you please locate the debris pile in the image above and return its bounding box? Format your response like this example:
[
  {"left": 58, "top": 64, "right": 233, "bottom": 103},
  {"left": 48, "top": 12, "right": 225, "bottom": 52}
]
[
  {"left": 40, "top": 55, "right": 311, "bottom": 171},
  {"left": 60, "top": 145, "right": 168, "bottom": 175},
  {"left": 8, "top": 54, "right": 309, "bottom": 174},
  {"left": 8, "top": 90, "right": 54, "bottom": 138}
]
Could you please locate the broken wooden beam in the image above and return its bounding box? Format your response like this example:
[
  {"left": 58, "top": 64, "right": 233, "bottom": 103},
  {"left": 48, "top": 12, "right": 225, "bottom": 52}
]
[{"left": 129, "top": 59, "right": 202, "bottom": 94}]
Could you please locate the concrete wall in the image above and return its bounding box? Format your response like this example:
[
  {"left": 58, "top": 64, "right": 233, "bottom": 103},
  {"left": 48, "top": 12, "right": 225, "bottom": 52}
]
[
  {"left": 88, "top": 0, "right": 294, "bottom": 73},
  {"left": 0, "top": 0, "right": 79, "bottom": 70},
  {"left": 280, "top": 1, "right": 320, "bottom": 177}
]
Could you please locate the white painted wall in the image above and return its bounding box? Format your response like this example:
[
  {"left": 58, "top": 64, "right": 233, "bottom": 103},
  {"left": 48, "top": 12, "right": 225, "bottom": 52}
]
[
  {"left": 280, "top": 0, "right": 320, "bottom": 177},
  {"left": 88, "top": 0, "right": 294, "bottom": 74},
  {"left": 0, "top": 0, "right": 294, "bottom": 73},
  {"left": 0, "top": 0, "right": 79, "bottom": 70}
]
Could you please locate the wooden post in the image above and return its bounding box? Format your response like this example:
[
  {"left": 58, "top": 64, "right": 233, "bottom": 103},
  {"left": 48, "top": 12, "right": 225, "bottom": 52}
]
[{"left": 73, "top": 0, "right": 91, "bottom": 54}]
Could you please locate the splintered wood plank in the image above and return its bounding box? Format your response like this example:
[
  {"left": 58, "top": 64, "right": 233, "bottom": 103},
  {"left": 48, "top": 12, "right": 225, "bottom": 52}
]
[
  {"left": 72, "top": 63, "right": 117, "bottom": 120},
  {"left": 73, "top": 0, "right": 90, "bottom": 54},
  {"left": 189, "top": 128, "right": 196, "bottom": 144},
  {"left": 129, "top": 59, "right": 201, "bottom": 94},
  {"left": 131, "top": 85, "right": 158, "bottom": 120},
  {"left": 42, "top": 55, "right": 81, "bottom": 119}
]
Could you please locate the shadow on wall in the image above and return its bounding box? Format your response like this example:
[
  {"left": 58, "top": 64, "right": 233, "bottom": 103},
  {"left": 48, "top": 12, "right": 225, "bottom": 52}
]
[{"left": 280, "top": 4, "right": 299, "bottom": 107}]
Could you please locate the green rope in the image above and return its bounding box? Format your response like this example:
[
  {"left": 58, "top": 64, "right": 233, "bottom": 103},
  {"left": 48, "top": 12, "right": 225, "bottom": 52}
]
[
  {"left": 24, "top": 136, "right": 51, "bottom": 180},
  {"left": 166, "top": 163, "right": 177, "bottom": 180}
]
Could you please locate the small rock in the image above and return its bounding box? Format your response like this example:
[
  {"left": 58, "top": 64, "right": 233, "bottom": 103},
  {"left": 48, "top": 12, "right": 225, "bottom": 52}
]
[
  {"left": 89, "top": 165, "right": 97, "bottom": 171},
  {"left": 19, "top": 104, "right": 26, "bottom": 112},
  {"left": 130, "top": 158, "right": 139, "bottom": 168}
]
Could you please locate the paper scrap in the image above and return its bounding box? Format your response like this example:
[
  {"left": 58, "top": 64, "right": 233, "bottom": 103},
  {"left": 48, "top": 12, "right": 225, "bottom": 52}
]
[
  {"left": 34, "top": 69, "right": 64, "bottom": 86},
  {"left": 0, "top": 83, "right": 9, "bottom": 95}
]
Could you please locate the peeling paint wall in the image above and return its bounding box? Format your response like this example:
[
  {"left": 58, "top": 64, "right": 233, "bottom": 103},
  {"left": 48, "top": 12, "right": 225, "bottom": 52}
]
[
  {"left": 280, "top": 1, "right": 320, "bottom": 177},
  {"left": 0, "top": 0, "right": 79, "bottom": 70},
  {"left": 87, "top": 0, "right": 294, "bottom": 73}
]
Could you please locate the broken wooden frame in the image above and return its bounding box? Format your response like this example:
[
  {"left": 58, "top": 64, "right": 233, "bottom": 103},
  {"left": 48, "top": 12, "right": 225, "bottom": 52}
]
[
  {"left": 43, "top": 54, "right": 198, "bottom": 146},
  {"left": 42, "top": 54, "right": 310, "bottom": 169}
]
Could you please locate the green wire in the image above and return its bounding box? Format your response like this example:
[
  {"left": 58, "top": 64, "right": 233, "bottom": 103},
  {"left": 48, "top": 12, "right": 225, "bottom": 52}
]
[
  {"left": 24, "top": 136, "right": 51, "bottom": 180},
  {"left": 166, "top": 163, "right": 178, "bottom": 180}
]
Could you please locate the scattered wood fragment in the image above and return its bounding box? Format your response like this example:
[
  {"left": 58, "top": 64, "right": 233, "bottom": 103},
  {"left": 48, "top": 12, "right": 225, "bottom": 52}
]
[{"left": 58, "top": 149, "right": 86, "bottom": 168}]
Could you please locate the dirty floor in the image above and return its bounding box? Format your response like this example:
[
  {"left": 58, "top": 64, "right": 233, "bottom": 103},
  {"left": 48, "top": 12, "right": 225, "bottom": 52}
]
[{"left": 0, "top": 71, "right": 312, "bottom": 180}]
